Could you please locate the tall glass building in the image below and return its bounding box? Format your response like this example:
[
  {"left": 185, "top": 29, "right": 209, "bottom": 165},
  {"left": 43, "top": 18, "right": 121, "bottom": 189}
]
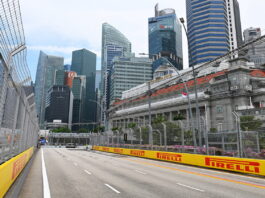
[
  {"left": 101, "top": 23, "right": 131, "bottom": 122},
  {"left": 71, "top": 49, "right": 96, "bottom": 129},
  {"left": 34, "top": 51, "right": 64, "bottom": 129},
  {"left": 186, "top": 0, "right": 243, "bottom": 66},
  {"left": 110, "top": 53, "right": 152, "bottom": 103},
  {"left": 148, "top": 4, "right": 183, "bottom": 71}
]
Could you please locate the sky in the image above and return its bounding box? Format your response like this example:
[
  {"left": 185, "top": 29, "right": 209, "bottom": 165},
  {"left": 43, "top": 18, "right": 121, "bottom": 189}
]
[{"left": 20, "top": 0, "right": 265, "bottom": 81}]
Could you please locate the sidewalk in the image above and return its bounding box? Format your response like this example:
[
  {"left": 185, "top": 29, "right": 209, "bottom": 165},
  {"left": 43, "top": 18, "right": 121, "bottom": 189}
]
[{"left": 18, "top": 149, "right": 42, "bottom": 198}]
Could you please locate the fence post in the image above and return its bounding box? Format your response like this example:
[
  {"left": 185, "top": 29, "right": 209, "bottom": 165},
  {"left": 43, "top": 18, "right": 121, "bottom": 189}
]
[
  {"left": 232, "top": 111, "right": 243, "bottom": 158},
  {"left": 162, "top": 123, "right": 167, "bottom": 151}
]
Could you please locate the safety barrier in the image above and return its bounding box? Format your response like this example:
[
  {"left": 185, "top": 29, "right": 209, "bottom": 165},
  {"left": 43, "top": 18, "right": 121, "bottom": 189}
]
[
  {"left": 0, "top": 147, "right": 34, "bottom": 198},
  {"left": 93, "top": 146, "right": 265, "bottom": 177}
]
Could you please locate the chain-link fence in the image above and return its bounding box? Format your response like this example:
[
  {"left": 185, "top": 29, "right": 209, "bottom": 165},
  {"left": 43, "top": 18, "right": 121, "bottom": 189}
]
[
  {"left": 91, "top": 118, "right": 265, "bottom": 159},
  {"left": 0, "top": 0, "right": 39, "bottom": 164}
]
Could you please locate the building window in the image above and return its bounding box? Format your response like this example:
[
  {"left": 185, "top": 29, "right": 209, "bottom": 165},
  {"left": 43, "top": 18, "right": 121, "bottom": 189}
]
[{"left": 216, "top": 106, "right": 223, "bottom": 113}]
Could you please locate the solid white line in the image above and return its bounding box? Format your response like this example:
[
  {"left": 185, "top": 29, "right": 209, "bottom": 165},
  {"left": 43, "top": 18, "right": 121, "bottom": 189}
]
[
  {"left": 84, "top": 170, "right": 92, "bottom": 175},
  {"left": 41, "top": 149, "right": 51, "bottom": 198},
  {"left": 177, "top": 183, "right": 205, "bottom": 192},
  {"left": 135, "top": 170, "right": 147, "bottom": 175},
  {"left": 105, "top": 184, "right": 120, "bottom": 194}
]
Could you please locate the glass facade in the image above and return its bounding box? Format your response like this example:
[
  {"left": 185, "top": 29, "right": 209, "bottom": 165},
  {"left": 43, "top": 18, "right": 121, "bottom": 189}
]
[
  {"left": 186, "top": 0, "right": 230, "bottom": 66},
  {"left": 110, "top": 54, "right": 152, "bottom": 103},
  {"left": 71, "top": 49, "right": 96, "bottom": 128},
  {"left": 101, "top": 23, "right": 132, "bottom": 110},
  {"left": 34, "top": 51, "right": 64, "bottom": 129},
  {"left": 148, "top": 5, "right": 183, "bottom": 71}
]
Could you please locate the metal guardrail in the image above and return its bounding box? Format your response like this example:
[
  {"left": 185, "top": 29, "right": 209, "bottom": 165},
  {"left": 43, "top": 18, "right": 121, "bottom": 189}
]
[{"left": 0, "top": 0, "right": 39, "bottom": 164}]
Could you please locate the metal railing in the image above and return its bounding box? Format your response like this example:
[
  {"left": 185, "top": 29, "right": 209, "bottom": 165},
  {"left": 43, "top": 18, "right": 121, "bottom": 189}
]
[
  {"left": 0, "top": 0, "right": 39, "bottom": 164},
  {"left": 91, "top": 119, "right": 265, "bottom": 159}
]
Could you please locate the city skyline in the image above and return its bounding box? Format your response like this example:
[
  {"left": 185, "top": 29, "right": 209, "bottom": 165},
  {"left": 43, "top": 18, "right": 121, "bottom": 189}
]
[{"left": 20, "top": 0, "right": 265, "bottom": 81}]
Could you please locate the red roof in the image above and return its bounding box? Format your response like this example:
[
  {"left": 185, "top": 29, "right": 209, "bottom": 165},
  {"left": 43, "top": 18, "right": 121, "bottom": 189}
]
[{"left": 114, "top": 70, "right": 227, "bottom": 106}]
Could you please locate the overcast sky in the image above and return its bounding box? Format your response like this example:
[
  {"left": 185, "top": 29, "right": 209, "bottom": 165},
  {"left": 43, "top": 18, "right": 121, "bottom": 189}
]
[{"left": 20, "top": 0, "right": 265, "bottom": 81}]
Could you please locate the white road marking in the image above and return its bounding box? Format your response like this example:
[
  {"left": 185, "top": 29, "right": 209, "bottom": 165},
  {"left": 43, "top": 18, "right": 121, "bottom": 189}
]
[
  {"left": 84, "top": 170, "right": 92, "bottom": 175},
  {"left": 105, "top": 184, "right": 121, "bottom": 194},
  {"left": 177, "top": 183, "right": 205, "bottom": 192},
  {"left": 135, "top": 170, "right": 147, "bottom": 175},
  {"left": 41, "top": 149, "right": 51, "bottom": 198},
  {"left": 74, "top": 162, "right": 78, "bottom": 166}
]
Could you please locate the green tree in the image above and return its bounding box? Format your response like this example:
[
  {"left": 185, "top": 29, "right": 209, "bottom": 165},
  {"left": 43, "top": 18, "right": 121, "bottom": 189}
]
[
  {"left": 52, "top": 127, "right": 71, "bottom": 133},
  {"left": 240, "top": 116, "right": 263, "bottom": 131},
  {"left": 128, "top": 123, "right": 136, "bottom": 129},
  {"left": 78, "top": 128, "right": 87, "bottom": 133}
]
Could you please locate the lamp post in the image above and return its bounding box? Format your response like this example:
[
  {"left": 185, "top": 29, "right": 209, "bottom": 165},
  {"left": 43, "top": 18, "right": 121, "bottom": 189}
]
[
  {"left": 139, "top": 53, "right": 197, "bottom": 149},
  {"left": 179, "top": 17, "right": 202, "bottom": 147}
]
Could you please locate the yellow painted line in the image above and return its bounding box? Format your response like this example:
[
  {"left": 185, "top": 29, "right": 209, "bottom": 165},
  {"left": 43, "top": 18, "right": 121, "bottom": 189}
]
[{"left": 122, "top": 158, "right": 265, "bottom": 190}]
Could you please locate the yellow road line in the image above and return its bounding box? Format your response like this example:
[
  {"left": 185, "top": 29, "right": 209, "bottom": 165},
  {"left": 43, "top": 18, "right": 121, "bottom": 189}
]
[{"left": 122, "top": 158, "right": 265, "bottom": 190}]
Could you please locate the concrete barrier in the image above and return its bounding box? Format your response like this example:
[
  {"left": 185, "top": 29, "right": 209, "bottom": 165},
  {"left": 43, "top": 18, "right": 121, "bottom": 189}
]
[
  {"left": 93, "top": 146, "right": 265, "bottom": 177},
  {"left": 0, "top": 147, "right": 34, "bottom": 198}
]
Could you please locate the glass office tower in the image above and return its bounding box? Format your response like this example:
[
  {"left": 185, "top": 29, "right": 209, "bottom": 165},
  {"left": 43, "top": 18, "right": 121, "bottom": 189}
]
[
  {"left": 186, "top": 0, "right": 242, "bottom": 66},
  {"left": 34, "top": 51, "right": 64, "bottom": 129},
  {"left": 148, "top": 4, "right": 183, "bottom": 71},
  {"left": 71, "top": 49, "right": 96, "bottom": 129},
  {"left": 101, "top": 23, "right": 131, "bottom": 125}
]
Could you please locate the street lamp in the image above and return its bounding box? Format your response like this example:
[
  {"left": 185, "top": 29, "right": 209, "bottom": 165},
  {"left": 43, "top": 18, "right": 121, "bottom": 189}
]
[
  {"left": 179, "top": 17, "right": 202, "bottom": 147},
  {"left": 139, "top": 52, "right": 197, "bottom": 149}
]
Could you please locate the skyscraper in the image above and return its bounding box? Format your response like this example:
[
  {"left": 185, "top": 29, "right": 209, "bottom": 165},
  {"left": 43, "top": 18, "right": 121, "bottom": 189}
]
[
  {"left": 34, "top": 51, "right": 64, "bottom": 128},
  {"left": 186, "top": 0, "right": 243, "bottom": 66},
  {"left": 45, "top": 85, "right": 73, "bottom": 129},
  {"left": 101, "top": 23, "right": 131, "bottom": 125},
  {"left": 110, "top": 53, "right": 152, "bottom": 103},
  {"left": 148, "top": 4, "right": 183, "bottom": 71},
  {"left": 71, "top": 49, "right": 96, "bottom": 128},
  {"left": 243, "top": 27, "right": 265, "bottom": 67},
  {"left": 71, "top": 75, "right": 86, "bottom": 131}
]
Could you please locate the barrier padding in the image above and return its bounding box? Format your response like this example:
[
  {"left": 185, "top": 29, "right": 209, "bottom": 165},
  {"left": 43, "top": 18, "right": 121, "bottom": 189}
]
[
  {"left": 0, "top": 147, "right": 34, "bottom": 198},
  {"left": 93, "top": 146, "right": 265, "bottom": 177}
]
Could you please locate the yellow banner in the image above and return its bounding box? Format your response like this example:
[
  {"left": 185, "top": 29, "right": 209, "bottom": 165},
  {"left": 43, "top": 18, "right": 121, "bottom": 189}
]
[
  {"left": 0, "top": 147, "right": 34, "bottom": 198},
  {"left": 93, "top": 146, "right": 265, "bottom": 177}
]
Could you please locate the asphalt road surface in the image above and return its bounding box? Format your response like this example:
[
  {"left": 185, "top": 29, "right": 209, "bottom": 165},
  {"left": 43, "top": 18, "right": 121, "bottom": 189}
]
[{"left": 19, "top": 147, "right": 265, "bottom": 198}]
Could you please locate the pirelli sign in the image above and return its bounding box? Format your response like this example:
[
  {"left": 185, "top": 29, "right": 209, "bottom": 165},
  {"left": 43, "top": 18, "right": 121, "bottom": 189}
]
[
  {"left": 205, "top": 157, "right": 260, "bottom": 174},
  {"left": 93, "top": 146, "right": 265, "bottom": 176}
]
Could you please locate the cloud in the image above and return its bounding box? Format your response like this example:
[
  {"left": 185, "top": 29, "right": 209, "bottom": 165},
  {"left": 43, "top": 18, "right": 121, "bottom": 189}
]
[{"left": 21, "top": 0, "right": 265, "bottom": 80}]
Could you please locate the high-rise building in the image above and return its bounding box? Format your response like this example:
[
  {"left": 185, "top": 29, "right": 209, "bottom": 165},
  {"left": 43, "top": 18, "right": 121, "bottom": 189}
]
[
  {"left": 101, "top": 23, "right": 132, "bottom": 125},
  {"left": 45, "top": 85, "right": 73, "bottom": 129},
  {"left": 65, "top": 71, "right": 77, "bottom": 88},
  {"left": 71, "top": 75, "right": 86, "bottom": 131},
  {"left": 110, "top": 53, "right": 152, "bottom": 103},
  {"left": 148, "top": 4, "right": 183, "bottom": 71},
  {"left": 71, "top": 49, "right": 96, "bottom": 128},
  {"left": 243, "top": 27, "right": 265, "bottom": 67},
  {"left": 35, "top": 51, "right": 64, "bottom": 128},
  {"left": 64, "top": 64, "right": 71, "bottom": 71},
  {"left": 95, "top": 70, "right": 101, "bottom": 91},
  {"left": 55, "top": 70, "right": 65, "bottom": 86},
  {"left": 186, "top": 0, "right": 243, "bottom": 66}
]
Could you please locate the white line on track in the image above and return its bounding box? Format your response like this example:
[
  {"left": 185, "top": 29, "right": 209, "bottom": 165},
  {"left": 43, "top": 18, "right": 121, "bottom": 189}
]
[
  {"left": 84, "top": 170, "right": 92, "bottom": 175},
  {"left": 135, "top": 170, "right": 147, "bottom": 175},
  {"left": 73, "top": 162, "right": 78, "bottom": 166},
  {"left": 177, "top": 183, "right": 205, "bottom": 192},
  {"left": 41, "top": 149, "right": 51, "bottom": 198},
  {"left": 105, "top": 184, "right": 121, "bottom": 194}
]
